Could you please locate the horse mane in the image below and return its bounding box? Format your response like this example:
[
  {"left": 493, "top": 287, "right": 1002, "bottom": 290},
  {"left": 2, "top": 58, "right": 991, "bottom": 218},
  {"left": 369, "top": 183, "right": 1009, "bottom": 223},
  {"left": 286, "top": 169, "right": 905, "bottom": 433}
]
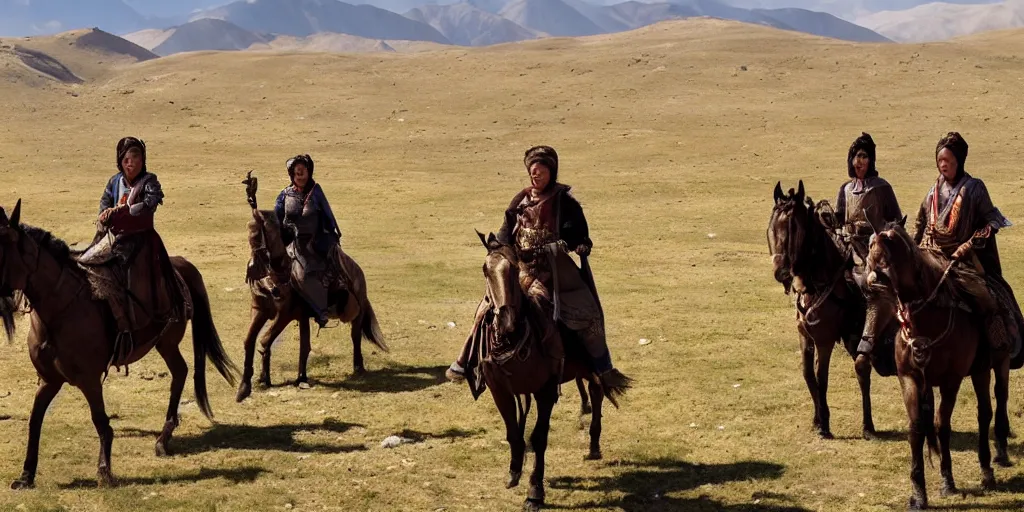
[
  {"left": 22, "top": 224, "right": 76, "bottom": 266},
  {"left": 878, "top": 220, "right": 946, "bottom": 297},
  {"left": 247, "top": 210, "right": 288, "bottom": 269}
]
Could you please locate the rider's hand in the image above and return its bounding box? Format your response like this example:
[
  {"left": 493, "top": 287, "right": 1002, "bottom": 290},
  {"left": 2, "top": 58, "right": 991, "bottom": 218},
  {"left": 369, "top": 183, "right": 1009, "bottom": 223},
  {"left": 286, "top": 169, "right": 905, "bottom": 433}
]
[
  {"left": 952, "top": 241, "right": 973, "bottom": 260},
  {"left": 575, "top": 244, "right": 591, "bottom": 257},
  {"left": 98, "top": 207, "right": 116, "bottom": 224}
]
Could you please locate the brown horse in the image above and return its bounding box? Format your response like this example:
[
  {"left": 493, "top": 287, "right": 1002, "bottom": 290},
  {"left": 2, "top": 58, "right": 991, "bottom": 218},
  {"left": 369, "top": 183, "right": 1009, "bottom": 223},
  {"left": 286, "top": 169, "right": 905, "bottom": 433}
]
[
  {"left": 0, "top": 200, "right": 238, "bottom": 488},
  {"left": 466, "top": 232, "right": 631, "bottom": 511},
  {"left": 768, "top": 181, "right": 898, "bottom": 439},
  {"left": 235, "top": 173, "right": 387, "bottom": 402},
  {"left": 867, "top": 220, "right": 1013, "bottom": 509}
]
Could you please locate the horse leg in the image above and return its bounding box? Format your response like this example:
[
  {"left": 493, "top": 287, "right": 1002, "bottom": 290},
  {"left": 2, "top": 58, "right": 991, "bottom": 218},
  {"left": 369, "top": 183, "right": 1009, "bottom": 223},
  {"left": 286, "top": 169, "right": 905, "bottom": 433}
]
[
  {"left": 10, "top": 380, "right": 63, "bottom": 489},
  {"left": 814, "top": 338, "right": 834, "bottom": 439},
  {"left": 154, "top": 341, "right": 188, "bottom": 457},
  {"left": 258, "top": 313, "right": 292, "bottom": 388},
  {"left": 81, "top": 381, "right": 116, "bottom": 487},
  {"left": 526, "top": 386, "right": 557, "bottom": 512},
  {"left": 799, "top": 330, "right": 823, "bottom": 435},
  {"left": 577, "top": 377, "right": 591, "bottom": 416},
  {"left": 350, "top": 312, "right": 365, "bottom": 375},
  {"left": 971, "top": 367, "right": 995, "bottom": 489},
  {"left": 236, "top": 306, "right": 270, "bottom": 402},
  {"left": 494, "top": 390, "right": 525, "bottom": 489},
  {"left": 855, "top": 353, "right": 878, "bottom": 440},
  {"left": 937, "top": 381, "right": 963, "bottom": 497},
  {"left": 900, "top": 374, "right": 928, "bottom": 510},
  {"left": 992, "top": 356, "right": 1012, "bottom": 468},
  {"left": 585, "top": 378, "right": 603, "bottom": 461},
  {"left": 297, "top": 316, "right": 311, "bottom": 386}
]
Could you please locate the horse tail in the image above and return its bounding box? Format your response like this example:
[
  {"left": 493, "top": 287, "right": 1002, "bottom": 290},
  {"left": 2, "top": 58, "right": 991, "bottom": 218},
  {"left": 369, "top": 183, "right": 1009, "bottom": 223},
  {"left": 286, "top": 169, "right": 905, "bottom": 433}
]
[
  {"left": 360, "top": 299, "right": 389, "bottom": 353},
  {"left": 598, "top": 369, "right": 634, "bottom": 409},
  {"left": 176, "top": 257, "right": 239, "bottom": 420},
  {"left": 918, "top": 379, "right": 939, "bottom": 467}
]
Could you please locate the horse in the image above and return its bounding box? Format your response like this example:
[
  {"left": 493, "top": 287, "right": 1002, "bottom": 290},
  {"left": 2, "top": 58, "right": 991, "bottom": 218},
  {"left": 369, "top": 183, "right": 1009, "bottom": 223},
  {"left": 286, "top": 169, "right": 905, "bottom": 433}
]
[
  {"left": 0, "top": 200, "right": 238, "bottom": 488},
  {"left": 768, "top": 181, "right": 898, "bottom": 440},
  {"left": 866, "top": 219, "right": 1013, "bottom": 509},
  {"left": 235, "top": 172, "right": 388, "bottom": 402},
  {"left": 466, "top": 231, "right": 632, "bottom": 511}
]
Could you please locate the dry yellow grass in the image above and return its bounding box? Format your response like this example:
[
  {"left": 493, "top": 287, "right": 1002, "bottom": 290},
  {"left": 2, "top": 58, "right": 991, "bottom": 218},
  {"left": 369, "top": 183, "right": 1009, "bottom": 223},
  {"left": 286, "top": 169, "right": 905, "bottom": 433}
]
[{"left": 1, "top": 18, "right": 1024, "bottom": 511}]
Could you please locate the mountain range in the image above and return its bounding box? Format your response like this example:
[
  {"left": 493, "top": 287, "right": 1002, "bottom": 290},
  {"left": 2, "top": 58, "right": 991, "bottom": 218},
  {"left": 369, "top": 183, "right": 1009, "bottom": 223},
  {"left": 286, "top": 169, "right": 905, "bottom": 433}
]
[{"left": 2, "top": 0, "right": 1021, "bottom": 53}]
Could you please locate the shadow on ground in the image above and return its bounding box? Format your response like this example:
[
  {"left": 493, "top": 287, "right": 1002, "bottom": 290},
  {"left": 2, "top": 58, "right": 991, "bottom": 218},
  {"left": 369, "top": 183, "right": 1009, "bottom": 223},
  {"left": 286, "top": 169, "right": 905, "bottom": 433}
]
[
  {"left": 121, "top": 418, "right": 365, "bottom": 455},
  {"left": 59, "top": 465, "right": 268, "bottom": 489},
  {"left": 547, "top": 458, "right": 810, "bottom": 511},
  {"left": 316, "top": 364, "right": 448, "bottom": 393}
]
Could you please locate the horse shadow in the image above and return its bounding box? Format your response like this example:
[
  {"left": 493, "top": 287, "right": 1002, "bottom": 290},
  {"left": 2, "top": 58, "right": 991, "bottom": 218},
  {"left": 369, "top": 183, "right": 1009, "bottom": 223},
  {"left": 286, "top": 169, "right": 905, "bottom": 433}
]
[
  {"left": 314, "top": 364, "right": 449, "bottom": 393},
  {"left": 120, "top": 418, "right": 366, "bottom": 455},
  {"left": 59, "top": 465, "right": 268, "bottom": 489},
  {"left": 547, "top": 458, "right": 811, "bottom": 511}
]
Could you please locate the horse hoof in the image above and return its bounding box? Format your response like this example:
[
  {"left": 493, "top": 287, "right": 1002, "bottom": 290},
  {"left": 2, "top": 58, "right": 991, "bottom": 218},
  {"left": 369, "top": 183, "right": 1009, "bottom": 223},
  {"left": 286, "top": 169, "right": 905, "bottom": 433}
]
[
  {"left": 235, "top": 382, "right": 252, "bottom": 403},
  {"left": 994, "top": 455, "right": 1013, "bottom": 468},
  {"left": 257, "top": 379, "right": 271, "bottom": 390},
  {"left": 155, "top": 441, "right": 170, "bottom": 457},
  {"left": 10, "top": 478, "right": 34, "bottom": 490},
  {"left": 580, "top": 404, "right": 592, "bottom": 416},
  {"left": 939, "top": 484, "right": 959, "bottom": 498},
  {"left": 981, "top": 470, "right": 996, "bottom": 490},
  {"left": 863, "top": 429, "right": 880, "bottom": 441},
  {"left": 506, "top": 471, "right": 521, "bottom": 489},
  {"left": 97, "top": 471, "right": 116, "bottom": 488},
  {"left": 353, "top": 367, "right": 367, "bottom": 377},
  {"left": 296, "top": 380, "right": 311, "bottom": 390},
  {"left": 908, "top": 495, "right": 927, "bottom": 510},
  {"left": 523, "top": 498, "right": 543, "bottom": 512},
  {"left": 818, "top": 429, "right": 835, "bottom": 440},
  {"left": 585, "top": 450, "right": 602, "bottom": 461}
]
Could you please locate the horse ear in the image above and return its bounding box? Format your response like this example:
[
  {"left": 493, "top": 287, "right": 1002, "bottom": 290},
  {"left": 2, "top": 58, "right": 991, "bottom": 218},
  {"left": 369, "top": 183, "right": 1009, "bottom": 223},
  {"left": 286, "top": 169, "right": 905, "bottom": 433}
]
[
  {"left": 899, "top": 215, "right": 908, "bottom": 228},
  {"left": 487, "top": 233, "right": 498, "bottom": 247},
  {"left": 773, "top": 182, "right": 784, "bottom": 204},
  {"left": 475, "top": 230, "right": 488, "bottom": 249},
  {"left": 9, "top": 199, "right": 20, "bottom": 229},
  {"left": 796, "top": 180, "right": 805, "bottom": 203}
]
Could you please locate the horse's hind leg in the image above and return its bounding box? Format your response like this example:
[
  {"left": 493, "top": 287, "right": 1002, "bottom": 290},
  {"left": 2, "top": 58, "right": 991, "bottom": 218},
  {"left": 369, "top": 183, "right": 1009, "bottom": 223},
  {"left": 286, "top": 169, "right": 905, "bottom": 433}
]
[
  {"left": 992, "top": 356, "right": 1012, "bottom": 468},
  {"left": 899, "top": 374, "right": 928, "bottom": 510},
  {"left": 937, "top": 381, "right": 963, "bottom": 497},
  {"left": 236, "top": 306, "right": 270, "bottom": 402},
  {"left": 585, "top": 378, "right": 603, "bottom": 461},
  {"left": 854, "top": 353, "right": 878, "bottom": 440},
  {"left": 971, "top": 367, "right": 995, "bottom": 489},
  {"left": 297, "top": 316, "right": 311, "bottom": 386},
  {"left": 577, "top": 377, "right": 591, "bottom": 416},
  {"left": 154, "top": 341, "right": 188, "bottom": 457},
  {"left": 81, "top": 381, "right": 116, "bottom": 487},
  {"left": 10, "top": 380, "right": 63, "bottom": 489},
  {"left": 526, "top": 386, "right": 557, "bottom": 512},
  {"left": 350, "top": 313, "right": 365, "bottom": 375}
]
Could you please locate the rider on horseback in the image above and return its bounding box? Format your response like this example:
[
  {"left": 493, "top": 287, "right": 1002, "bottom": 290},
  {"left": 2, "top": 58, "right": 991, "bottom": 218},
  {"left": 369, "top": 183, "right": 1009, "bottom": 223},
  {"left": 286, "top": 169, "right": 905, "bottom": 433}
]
[
  {"left": 821, "top": 132, "right": 903, "bottom": 357},
  {"left": 79, "top": 136, "right": 183, "bottom": 351},
  {"left": 274, "top": 154, "right": 346, "bottom": 328},
  {"left": 913, "top": 132, "right": 1024, "bottom": 360},
  {"left": 447, "top": 146, "right": 625, "bottom": 388}
]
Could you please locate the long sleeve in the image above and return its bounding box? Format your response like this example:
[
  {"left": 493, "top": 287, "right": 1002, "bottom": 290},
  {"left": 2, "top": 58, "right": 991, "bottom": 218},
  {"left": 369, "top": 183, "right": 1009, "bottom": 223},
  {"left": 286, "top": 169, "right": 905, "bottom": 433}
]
[
  {"left": 495, "top": 191, "right": 527, "bottom": 246},
  {"left": 559, "top": 190, "right": 592, "bottom": 250},
  {"left": 128, "top": 173, "right": 164, "bottom": 216},
  {"left": 913, "top": 197, "right": 928, "bottom": 246},
  {"left": 315, "top": 185, "right": 341, "bottom": 240},
  {"left": 878, "top": 182, "right": 903, "bottom": 224},
  {"left": 274, "top": 189, "right": 287, "bottom": 225},
  {"left": 99, "top": 175, "right": 117, "bottom": 214}
]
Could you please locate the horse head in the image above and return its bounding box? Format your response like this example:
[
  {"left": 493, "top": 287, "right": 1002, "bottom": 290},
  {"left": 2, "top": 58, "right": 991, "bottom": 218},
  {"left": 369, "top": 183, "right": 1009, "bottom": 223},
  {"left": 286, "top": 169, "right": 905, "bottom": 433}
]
[
  {"left": 0, "top": 199, "right": 27, "bottom": 341},
  {"left": 767, "top": 181, "right": 811, "bottom": 293},
  {"left": 866, "top": 217, "right": 913, "bottom": 295},
  {"left": 477, "top": 230, "right": 522, "bottom": 340}
]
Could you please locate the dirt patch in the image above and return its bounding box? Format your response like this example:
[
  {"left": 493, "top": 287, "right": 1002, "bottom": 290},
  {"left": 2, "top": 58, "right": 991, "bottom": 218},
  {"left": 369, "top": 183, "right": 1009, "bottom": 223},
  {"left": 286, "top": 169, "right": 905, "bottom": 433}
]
[{"left": 7, "top": 46, "right": 83, "bottom": 84}]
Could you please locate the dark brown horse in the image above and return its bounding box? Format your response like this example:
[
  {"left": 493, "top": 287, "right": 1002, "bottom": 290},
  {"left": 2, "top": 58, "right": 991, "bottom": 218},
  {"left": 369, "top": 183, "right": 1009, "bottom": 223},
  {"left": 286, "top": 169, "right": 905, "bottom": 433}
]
[
  {"left": 468, "top": 232, "right": 631, "bottom": 511},
  {"left": 0, "top": 200, "right": 238, "bottom": 488},
  {"left": 235, "top": 173, "right": 387, "bottom": 402},
  {"left": 768, "top": 181, "right": 897, "bottom": 439},
  {"left": 867, "top": 220, "right": 1012, "bottom": 509}
]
